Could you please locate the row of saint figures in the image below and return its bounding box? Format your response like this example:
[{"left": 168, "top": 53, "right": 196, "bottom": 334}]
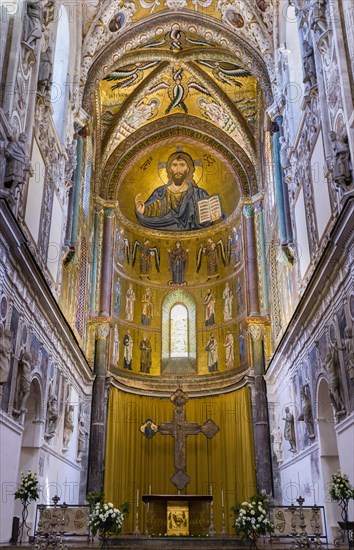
[
  {"left": 113, "top": 281, "right": 244, "bottom": 325},
  {"left": 111, "top": 325, "right": 247, "bottom": 374}
]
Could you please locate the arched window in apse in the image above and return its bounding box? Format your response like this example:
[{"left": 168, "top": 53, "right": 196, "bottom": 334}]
[{"left": 170, "top": 303, "right": 189, "bottom": 358}]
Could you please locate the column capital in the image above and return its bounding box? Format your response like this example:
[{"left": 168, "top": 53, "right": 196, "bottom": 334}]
[
  {"left": 96, "top": 323, "right": 110, "bottom": 340},
  {"left": 243, "top": 204, "right": 255, "bottom": 217},
  {"left": 248, "top": 324, "right": 264, "bottom": 342},
  {"left": 93, "top": 194, "right": 118, "bottom": 210},
  {"left": 104, "top": 207, "right": 115, "bottom": 218}
]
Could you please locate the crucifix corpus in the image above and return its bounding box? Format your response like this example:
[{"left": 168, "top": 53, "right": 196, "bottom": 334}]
[{"left": 140, "top": 388, "right": 220, "bottom": 491}]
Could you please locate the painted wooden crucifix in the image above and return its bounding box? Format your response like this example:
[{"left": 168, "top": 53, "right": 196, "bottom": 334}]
[{"left": 140, "top": 388, "right": 219, "bottom": 491}]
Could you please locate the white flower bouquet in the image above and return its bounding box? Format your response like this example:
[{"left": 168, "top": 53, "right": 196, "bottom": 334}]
[
  {"left": 231, "top": 493, "right": 274, "bottom": 547},
  {"left": 329, "top": 470, "right": 354, "bottom": 524},
  {"left": 89, "top": 501, "right": 129, "bottom": 536},
  {"left": 329, "top": 471, "right": 354, "bottom": 502},
  {"left": 14, "top": 471, "right": 39, "bottom": 503}
]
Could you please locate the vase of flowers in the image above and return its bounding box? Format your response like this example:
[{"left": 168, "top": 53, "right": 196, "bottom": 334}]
[
  {"left": 14, "top": 470, "right": 39, "bottom": 543},
  {"left": 329, "top": 470, "right": 354, "bottom": 547},
  {"left": 88, "top": 500, "right": 129, "bottom": 549},
  {"left": 231, "top": 492, "right": 274, "bottom": 550}
]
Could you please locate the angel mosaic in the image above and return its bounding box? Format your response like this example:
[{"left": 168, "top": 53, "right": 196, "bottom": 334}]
[
  {"left": 196, "top": 60, "right": 251, "bottom": 87},
  {"left": 148, "top": 67, "right": 212, "bottom": 115},
  {"left": 196, "top": 237, "right": 226, "bottom": 280},
  {"left": 103, "top": 61, "right": 160, "bottom": 89}
]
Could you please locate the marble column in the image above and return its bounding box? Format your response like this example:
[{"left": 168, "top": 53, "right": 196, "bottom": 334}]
[
  {"left": 88, "top": 206, "right": 114, "bottom": 492},
  {"left": 276, "top": 116, "right": 293, "bottom": 244},
  {"left": 99, "top": 208, "right": 114, "bottom": 317},
  {"left": 270, "top": 121, "right": 287, "bottom": 245},
  {"left": 255, "top": 202, "right": 269, "bottom": 312},
  {"left": 249, "top": 324, "right": 272, "bottom": 495},
  {"left": 90, "top": 206, "right": 101, "bottom": 313},
  {"left": 70, "top": 136, "right": 84, "bottom": 246},
  {"left": 87, "top": 323, "right": 110, "bottom": 493},
  {"left": 243, "top": 204, "right": 260, "bottom": 316}
]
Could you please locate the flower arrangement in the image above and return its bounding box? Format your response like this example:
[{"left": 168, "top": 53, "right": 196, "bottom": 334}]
[
  {"left": 329, "top": 471, "right": 354, "bottom": 523},
  {"left": 329, "top": 471, "right": 354, "bottom": 502},
  {"left": 231, "top": 493, "right": 274, "bottom": 548},
  {"left": 88, "top": 501, "right": 129, "bottom": 537},
  {"left": 14, "top": 471, "right": 39, "bottom": 503}
]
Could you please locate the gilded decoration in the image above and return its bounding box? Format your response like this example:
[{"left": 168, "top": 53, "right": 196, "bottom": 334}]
[
  {"left": 81, "top": 11, "right": 274, "bottom": 102},
  {"left": 98, "top": 49, "right": 259, "bottom": 163},
  {"left": 103, "top": 120, "right": 258, "bottom": 199},
  {"left": 116, "top": 142, "right": 240, "bottom": 229},
  {"left": 83, "top": 5, "right": 268, "bottom": 392}
]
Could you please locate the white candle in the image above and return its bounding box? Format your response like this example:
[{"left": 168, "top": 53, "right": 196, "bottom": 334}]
[
  {"left": 210, "top": 485, "right": 212, "bottom": 495},
  {"left": 221, "top": 489, "right": 224, "bottom": 508},
  {"left": 137, "top": 488, "right": 139, "bottom": 506},
  {"left": 149, "top": 484, "right": 151, "bottom": 495}
]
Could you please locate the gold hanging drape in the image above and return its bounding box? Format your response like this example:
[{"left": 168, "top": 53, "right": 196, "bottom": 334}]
[{"left": 104, "top": 386, "right": 256, "bottom": 534}]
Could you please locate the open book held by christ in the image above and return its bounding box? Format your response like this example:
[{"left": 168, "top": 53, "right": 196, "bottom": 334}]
[{"left": 197, "top": 194, "right": 223, "bottom": 224}]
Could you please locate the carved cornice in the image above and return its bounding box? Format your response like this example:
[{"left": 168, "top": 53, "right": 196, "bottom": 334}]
[{"left": 109, "top": 366, "right": 253, "bottom": 397}]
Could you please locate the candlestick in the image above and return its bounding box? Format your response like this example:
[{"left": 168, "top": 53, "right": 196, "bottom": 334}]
[
  {"left": 290, "top": 479, "right": 293, "bottom": 503},
  {"left": 221, "top": 489, "right": 224, "bottom": 508},
  {"left": 137, "top": 488, "right": 139, "bottom": 507},
  {"left": 210, "top": 484, "right": 212, "bottom": 495},
  {"left": 149, "top": 484, "right": 151, "bottom": 495}
]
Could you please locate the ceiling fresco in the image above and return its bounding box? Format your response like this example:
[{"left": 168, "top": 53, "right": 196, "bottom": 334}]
[
  {"left": 84, "top": 1, "right": 275, "bottom": 205},
  {"left": 81, "top": 0, "right": 274, "bottom": 82},
  {"left": 100, "top": 60, "right": 258, "bottom": 138}
]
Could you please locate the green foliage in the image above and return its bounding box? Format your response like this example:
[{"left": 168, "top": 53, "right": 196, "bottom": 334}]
[{"left": 87, "top": 490, "right": 105, "bottom": 511}]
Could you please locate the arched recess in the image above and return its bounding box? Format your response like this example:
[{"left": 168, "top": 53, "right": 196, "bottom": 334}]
[
  {"left": 16, "top": 378, "right": 43, "bottom": 537},
  {"left": 161, "top": 290, "right": 196, "bottom": 373},
  {"left": 21, "top": 376, "right": 43, "bottom": 451},
  {"left": 102, "top": 115, "right": 258, "bottom": 200},
  {"left": 316, "top": 377, "right": 340, "bottom": 541}
]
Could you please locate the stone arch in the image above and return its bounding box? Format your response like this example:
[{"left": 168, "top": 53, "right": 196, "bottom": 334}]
[
  {"left": 21, "top": 376, "right": 44, "bottom": 448},
  {"left": 161, "top": 290, "right": 196, "bottom": 373},
  {"left": 102, "top": 115, "right": 258, "bottom": 200}
]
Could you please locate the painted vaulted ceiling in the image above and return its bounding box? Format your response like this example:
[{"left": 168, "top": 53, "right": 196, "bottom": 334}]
[{"left": 81, "top": 0, "right": 275, "bottom": 199}]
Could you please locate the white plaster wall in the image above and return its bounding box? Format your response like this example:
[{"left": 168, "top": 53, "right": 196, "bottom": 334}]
[
  {"left": 336, "top": 413, "right": 354, "bottom": 519},
  {"left": 25, "top": 139, "right": 45, "bottom": 243},
  {"left": 311, "top": 131, "right": 331, "bottom": 240},
  {"left": 0, "top": 415, "right": 22, "bottom": 544},
  {"left": 294, "top": 187, "right": 311, "bottom": 278},
  {"left": 279, "top": 448, "right": 341, "bottom": 543},
  {"left": 40, "top": 449, "right": 82, "bottom": 507},
  {"left": 47, "top": 191, "right": 64, "bottom": 282}
]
